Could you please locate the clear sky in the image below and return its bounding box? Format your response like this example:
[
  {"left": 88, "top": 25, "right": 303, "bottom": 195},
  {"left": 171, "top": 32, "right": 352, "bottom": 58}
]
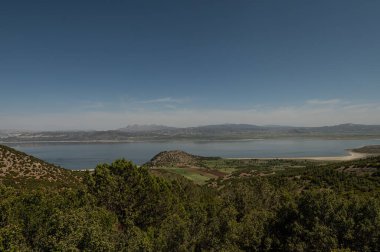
[{"left": 1, "top": 0, "right": 380, "bottom": 130}]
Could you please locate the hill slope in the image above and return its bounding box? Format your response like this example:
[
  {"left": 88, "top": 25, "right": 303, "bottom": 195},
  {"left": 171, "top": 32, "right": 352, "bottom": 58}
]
[
  {"left": 147, "top": 150, "right": 204, "bottom": 167},
  {"left": 0, "top": 145, "right": 81, "bottom": 188}
]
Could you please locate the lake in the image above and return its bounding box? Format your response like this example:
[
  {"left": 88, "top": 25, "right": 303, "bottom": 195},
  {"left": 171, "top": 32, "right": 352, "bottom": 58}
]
[{"left": 6, "top": 139, "right": 380, "bottom": 170}]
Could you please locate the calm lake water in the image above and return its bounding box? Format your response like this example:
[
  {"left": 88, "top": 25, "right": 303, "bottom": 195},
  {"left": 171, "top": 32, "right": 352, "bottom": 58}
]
[{"left": 6, "top": 139, "right": 380, "bottom": 170}]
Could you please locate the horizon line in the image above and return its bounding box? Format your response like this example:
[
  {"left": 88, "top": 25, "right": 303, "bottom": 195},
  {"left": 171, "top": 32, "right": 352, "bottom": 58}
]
[{"left": 1, "top": 122, "right": 378, "bottom": 132}]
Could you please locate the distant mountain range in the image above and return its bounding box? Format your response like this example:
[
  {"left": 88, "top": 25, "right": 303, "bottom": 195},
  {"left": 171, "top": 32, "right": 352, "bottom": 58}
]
[
  {"left": 117, "top": 124, "right": 177, "bottom": 133},
  {"left": 1, "top": 123, "right": 380, "bottom": 142}
]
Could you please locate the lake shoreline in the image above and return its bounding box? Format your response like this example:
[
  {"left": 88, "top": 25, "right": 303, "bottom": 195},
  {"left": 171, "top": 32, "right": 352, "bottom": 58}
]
[
  {"left": 227, "top": 151, "right": 376, "bottom": 161},
  {"left": 6, "top": 140, "right": 380, "bottom": 169}
]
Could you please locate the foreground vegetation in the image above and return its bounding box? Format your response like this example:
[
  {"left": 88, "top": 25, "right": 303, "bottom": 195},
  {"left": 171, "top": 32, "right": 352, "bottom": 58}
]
[{"left": 1, "top": 147, "right": 380, "bottom": 251}]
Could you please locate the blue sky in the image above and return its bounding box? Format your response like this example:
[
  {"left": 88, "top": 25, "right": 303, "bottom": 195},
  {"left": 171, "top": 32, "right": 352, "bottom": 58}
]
[{"left": 1, "top": 0, "right": 380, "bottom": 130}]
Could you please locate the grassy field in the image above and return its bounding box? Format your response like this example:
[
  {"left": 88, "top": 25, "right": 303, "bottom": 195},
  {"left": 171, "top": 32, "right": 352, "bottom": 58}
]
[
  {"left": 145, "top": 147, "right": 380, "bottom": 185},
  {"left": 151, "top": 165, "right": 226, "bottom": 184},
  {"left": 156, "top": 167, "right": 212, "bottom": 184},
  {"left": 150, "top": 157, "right": 331, "bottom": 185}
]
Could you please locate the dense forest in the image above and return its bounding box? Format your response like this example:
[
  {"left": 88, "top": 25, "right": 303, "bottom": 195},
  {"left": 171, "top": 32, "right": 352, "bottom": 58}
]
[{"left": 1, "top": 146, "right": 380, "bottom": 251}]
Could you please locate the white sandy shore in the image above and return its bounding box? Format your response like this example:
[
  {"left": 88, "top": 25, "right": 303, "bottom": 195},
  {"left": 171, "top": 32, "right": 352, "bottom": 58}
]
[{"left": 228, "top": 151, "right": 375, "bottom": 161}]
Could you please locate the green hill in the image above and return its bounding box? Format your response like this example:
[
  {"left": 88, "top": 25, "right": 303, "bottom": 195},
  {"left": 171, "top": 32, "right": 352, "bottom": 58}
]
[{"left": 352, "top": 145, "right": 380, "bottom": 154}]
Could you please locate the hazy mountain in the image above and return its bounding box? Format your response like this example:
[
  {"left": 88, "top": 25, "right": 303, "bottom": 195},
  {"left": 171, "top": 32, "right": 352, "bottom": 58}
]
[
  {"left": 1, "top": 123, "right": 380, "bottom": 142},
  {"left": 0, "top": 130, "right": 30, "bottom": 138},
  {"left": 117, "top": 124, "right": 178, "bottom": 133},
  {"left": 313, "top": 123, "right": 380, "bottom": 133}
]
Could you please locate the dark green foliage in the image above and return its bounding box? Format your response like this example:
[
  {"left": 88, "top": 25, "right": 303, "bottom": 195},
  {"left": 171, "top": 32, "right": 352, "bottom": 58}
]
[
  {"left": 270, "top": 191, "right": 380, "bottom": 252},
  {"left": 1, "top": 157, "right": 380, "bottom": 251},
  {"left": 0, "top": 184, "right": 122, "bottom": 251},
  {"left": 85, "top": 160, "right": 179, "bottom": 230}
]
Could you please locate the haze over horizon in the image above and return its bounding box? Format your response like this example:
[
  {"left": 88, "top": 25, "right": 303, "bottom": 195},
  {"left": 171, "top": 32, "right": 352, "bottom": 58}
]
[{"left": 1, "top": 0, "right": 380, "bottom": 130}]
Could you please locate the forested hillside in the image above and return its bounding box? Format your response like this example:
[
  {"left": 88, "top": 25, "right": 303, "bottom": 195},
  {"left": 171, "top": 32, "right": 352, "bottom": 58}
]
[{"left": 0, "top": 146, "right": 380, "bottom": 251}]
